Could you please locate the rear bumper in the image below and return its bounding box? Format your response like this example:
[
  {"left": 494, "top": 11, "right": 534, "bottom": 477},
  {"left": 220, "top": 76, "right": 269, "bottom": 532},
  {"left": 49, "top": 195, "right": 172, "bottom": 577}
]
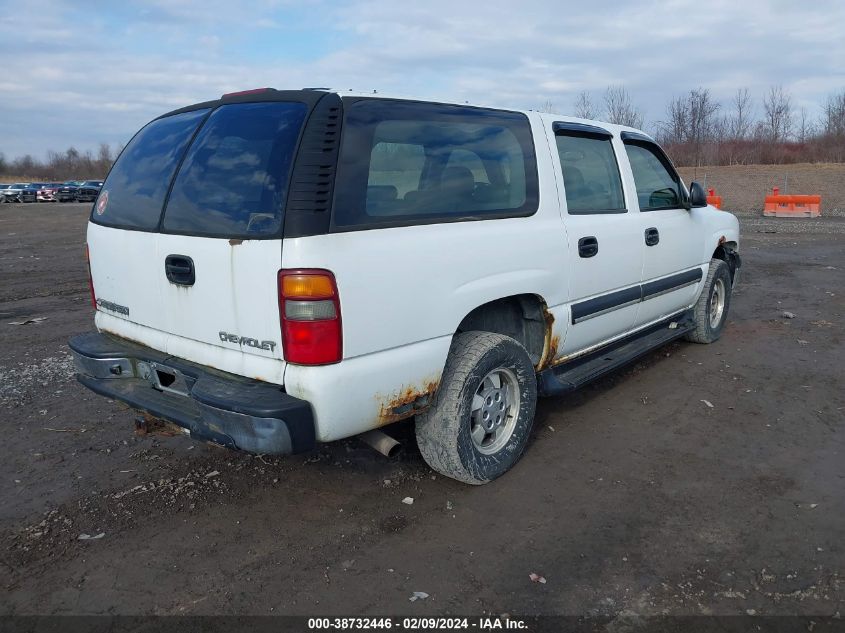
[{"left": 69, "top": 332, "right": 315, "bottom": 455}]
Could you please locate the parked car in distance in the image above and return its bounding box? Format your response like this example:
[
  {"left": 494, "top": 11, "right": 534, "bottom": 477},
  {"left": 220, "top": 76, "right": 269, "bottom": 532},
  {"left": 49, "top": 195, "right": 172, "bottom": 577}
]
[
  {"left": 76, "top": 180, "right": 104, "bottom": 202},
  {"left": 70, "top": 88, "right": 741, "bottom": 484},
  {"left": 56, "top": 182, "right": 79, "bottom": 202},
  {"left": 37, "top": 182, "right": 64, "bottom": 202},
  {"left": 0, "top": 184, "right": 12, "bottom": 202},
  {"left": 3, "top": 183, "right": 36, "bottom": 203},
  {"left": 21, "top": 184, "right": 41, "bottom": 202}
]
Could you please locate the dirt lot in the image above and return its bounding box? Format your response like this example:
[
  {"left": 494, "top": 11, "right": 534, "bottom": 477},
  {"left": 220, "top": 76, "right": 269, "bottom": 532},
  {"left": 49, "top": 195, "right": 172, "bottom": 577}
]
[
  {"left": 0, "top": 201, "right": 843, "bottom": 620},
  {"left": 677, "top": 163, "right": 845, "bottom": 216}
]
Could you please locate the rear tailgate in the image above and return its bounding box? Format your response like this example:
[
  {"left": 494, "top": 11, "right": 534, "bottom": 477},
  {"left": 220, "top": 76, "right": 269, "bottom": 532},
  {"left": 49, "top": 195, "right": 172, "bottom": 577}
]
[{"left": 89, "top": 99, "right": 310, "bottom": 385}]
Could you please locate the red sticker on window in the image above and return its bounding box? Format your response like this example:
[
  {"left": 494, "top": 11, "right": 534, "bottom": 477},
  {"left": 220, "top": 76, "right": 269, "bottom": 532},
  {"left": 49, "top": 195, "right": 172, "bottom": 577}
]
[{"left": 96, "top": 190, "right": 109, "bottom": 215}]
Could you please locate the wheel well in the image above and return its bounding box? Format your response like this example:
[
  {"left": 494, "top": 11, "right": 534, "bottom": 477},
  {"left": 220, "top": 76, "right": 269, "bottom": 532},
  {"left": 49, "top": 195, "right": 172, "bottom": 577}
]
[
  {"left": 713, "top": 241, "right": 739, "bottom": 281},
  {"left": 456, "top": 295, "right": 548, "bottom": 366}
]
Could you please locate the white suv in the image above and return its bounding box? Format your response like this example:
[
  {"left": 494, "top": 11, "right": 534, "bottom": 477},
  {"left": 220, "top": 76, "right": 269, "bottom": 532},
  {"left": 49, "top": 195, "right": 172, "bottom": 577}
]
[{"left": 70, "top": 88, "right": 741, "bottom": 484}]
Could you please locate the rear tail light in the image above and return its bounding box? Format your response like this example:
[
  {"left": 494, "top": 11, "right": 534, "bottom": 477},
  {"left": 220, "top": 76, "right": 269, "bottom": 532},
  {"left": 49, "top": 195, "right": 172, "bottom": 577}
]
[
  {"left": 85, "top": 244, "right": 96, "bottom": 309},
  {"left": 278, "top": 269, "right": 342, "bottom": 365}
]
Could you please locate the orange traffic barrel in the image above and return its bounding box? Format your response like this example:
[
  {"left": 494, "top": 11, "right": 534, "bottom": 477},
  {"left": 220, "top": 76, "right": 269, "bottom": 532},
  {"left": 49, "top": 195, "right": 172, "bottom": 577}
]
[
  {"left": 706, "top": 188, "right": 722, "bottom": 209},
  {"left": 763, "top": 187, "right": 821, "bottom": 217}
]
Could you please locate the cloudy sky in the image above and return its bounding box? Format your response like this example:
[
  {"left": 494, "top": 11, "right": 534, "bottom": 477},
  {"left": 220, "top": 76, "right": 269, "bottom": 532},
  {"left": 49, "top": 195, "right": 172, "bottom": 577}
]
[{"left": 1, "top": 0, "right": 843, "bottom": 160}]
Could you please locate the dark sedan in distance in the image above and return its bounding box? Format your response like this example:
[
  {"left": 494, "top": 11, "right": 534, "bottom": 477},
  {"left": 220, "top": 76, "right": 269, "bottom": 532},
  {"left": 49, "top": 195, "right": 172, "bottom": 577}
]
[
  {"left": 56, "top": 182, "right": 79, "bottom": 202},
  {"left": 75, "top": 180, "right": 104, "bottom": 203}
]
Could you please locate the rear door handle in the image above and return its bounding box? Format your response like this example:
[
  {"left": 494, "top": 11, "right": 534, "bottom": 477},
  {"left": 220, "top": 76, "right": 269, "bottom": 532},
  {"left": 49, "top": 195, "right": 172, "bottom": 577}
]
[
  {"left": 644, "top": 227, "right": 660, "bottom": 246},
  {"left": 578, "top": 236, "right": 598, "bottom": 258},
  {"left": 165, "top": 255, "right": 195, "bottom": 286}
]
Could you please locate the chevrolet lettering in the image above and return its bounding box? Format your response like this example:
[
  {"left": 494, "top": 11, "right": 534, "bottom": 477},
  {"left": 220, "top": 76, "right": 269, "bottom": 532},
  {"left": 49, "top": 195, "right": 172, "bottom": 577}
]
[{"left": 218, "top": 331, "right": 277, "bottom": 352}]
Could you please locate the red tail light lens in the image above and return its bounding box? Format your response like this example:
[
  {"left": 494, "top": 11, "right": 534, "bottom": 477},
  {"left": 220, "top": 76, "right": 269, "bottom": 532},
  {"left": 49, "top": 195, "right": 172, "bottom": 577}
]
[
  {"left": 278, "top": 269, "right": 342, "bottom": 365},
  {"left": 85, "top": 244, "right": 96, "bottom": 309}
]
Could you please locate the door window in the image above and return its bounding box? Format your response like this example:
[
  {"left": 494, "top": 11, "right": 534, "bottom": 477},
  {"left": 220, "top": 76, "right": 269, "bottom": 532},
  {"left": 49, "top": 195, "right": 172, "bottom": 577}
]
[
  {"left": 556, "top": 132, "right": 625, "bottom": 214},
  {"left": 624, "top": 143, "right": 682, "bottom": 210}
]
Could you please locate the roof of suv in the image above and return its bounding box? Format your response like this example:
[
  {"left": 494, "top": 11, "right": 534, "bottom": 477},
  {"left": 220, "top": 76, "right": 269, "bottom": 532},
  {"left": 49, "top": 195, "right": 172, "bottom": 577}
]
[{"left": 160, "top": 87, "right": 654, "bottom": 141}]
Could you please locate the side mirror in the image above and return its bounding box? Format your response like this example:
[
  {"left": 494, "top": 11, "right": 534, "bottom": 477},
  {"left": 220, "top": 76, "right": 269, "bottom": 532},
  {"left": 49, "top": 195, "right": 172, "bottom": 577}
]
[{"left": 689, "top": 181, "right": 708, "bottom": 208}]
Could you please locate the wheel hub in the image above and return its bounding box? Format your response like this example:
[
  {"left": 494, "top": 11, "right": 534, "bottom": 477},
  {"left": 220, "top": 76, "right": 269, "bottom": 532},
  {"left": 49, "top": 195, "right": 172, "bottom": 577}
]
[
  {"left": 709, "top": 278, "right": 726, "bottom": 329},
  {"left": 470, "top": 368, "right": 520, "bottom": 454}
]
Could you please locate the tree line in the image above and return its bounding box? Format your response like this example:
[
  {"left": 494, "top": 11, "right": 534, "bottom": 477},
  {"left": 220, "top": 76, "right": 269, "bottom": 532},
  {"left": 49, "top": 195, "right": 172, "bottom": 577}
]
[
  {"left": 0, "top": 143, "right": 121, "bottom": 181},
  {"left": 546, "top": 85, "right": 845, "bottom": 166},
  {"left": 3, "top": 85, "right": 845, "bottom": 177}
]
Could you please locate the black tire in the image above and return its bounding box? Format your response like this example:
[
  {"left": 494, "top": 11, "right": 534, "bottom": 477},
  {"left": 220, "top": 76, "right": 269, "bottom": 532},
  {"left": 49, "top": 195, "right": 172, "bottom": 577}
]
[
  {"left": 685, "top": 258, "right": 732, "bottom": 344},
  {"left": 415, "top": 331, "right": 537, "bottom": 485}
]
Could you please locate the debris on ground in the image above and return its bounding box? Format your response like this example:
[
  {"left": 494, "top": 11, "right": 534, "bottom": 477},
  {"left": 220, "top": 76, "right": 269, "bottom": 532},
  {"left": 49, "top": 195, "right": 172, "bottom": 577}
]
[
  {"left": 402, "top": 497, "right": 414, "bottom": 505},
  {"left": 529, "top": 573, "right": 547, "bottom": 584},
  {"left": 8, "top": 317, "right": 48, "bottom": 325},
  {"left": 409, "top": 591, "right": 429, "bottom": 602},
  {"left": 701, "top": 399, "right": 714, "bottom": 408},
  {"left": 781, "top": 311, "right": 796, "bottom": 319},
  {"left": 78, "top": 533, "right": 105, "bottom": 540}
]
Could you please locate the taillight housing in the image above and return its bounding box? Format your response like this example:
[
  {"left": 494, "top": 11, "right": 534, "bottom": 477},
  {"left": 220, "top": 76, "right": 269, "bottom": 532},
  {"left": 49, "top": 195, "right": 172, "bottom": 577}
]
[
  {"left": 278, "top": 269, "right": 342, "bottom": 365},
  {"left": 85, "top": 244, "right": 96, "bottom": 309}
]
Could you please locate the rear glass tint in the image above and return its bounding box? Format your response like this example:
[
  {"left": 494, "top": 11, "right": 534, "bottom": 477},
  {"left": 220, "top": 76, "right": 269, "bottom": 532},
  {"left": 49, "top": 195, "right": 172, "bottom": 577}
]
[
  {"left": 93, "top": 108, "right": 209, "bottom": 230},
  {"left": 161, "top": 102, "right": 307, "bottom": 237},
  {"left": 333, "top": 100, "right": 538, "bottom": 229}
]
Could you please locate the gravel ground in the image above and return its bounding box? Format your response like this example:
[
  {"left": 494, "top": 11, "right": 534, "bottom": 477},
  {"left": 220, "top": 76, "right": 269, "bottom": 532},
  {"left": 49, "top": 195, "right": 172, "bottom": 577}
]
[{"left": 0, "top": 201, "right": 842, "bottom": 622}]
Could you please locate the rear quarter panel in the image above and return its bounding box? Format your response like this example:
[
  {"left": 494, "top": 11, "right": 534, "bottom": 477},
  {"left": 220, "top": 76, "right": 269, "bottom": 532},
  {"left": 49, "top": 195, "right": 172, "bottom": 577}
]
[{"left": 283, "top": 112, "right": 569, "bottom": 441}]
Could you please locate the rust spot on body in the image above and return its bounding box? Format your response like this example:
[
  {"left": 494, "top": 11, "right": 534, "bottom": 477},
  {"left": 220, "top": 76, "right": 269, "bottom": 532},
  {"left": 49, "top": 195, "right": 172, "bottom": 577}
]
[
  {"left": 229, "top": 238, "right": 244, "bottom": 246},
  {"left": 537, "top": 307, "right": 559, "bottom": 371},
  {"left": 376, "top": 379, "right": 440, "bottom": 425}
]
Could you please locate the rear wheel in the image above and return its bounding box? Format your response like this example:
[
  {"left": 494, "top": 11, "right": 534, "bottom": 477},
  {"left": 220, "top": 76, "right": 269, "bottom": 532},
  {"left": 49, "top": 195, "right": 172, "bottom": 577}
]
[
  {"left": 416, "top": 331, "right": 537, "bottom": 485},
  {"left": 685, "top": 258, "right": 732, "bottom": 344}
]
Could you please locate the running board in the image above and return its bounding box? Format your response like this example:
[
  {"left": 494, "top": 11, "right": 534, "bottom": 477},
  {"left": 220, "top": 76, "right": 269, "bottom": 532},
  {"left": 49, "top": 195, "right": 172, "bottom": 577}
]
[{"left": 538, "top": 311, "right": 694, "bottom": 397}]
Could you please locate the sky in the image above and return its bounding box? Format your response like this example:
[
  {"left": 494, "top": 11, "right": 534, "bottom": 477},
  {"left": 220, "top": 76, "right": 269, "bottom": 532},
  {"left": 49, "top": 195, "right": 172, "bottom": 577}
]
[{"left": 1, "top": 0, "right": 843, "bottom": 161}]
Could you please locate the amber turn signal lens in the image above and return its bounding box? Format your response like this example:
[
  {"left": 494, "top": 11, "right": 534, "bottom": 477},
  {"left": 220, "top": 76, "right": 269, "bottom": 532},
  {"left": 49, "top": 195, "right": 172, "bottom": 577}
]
[{"left": 281, "top": 274, "right": 335, "bottom": 298}]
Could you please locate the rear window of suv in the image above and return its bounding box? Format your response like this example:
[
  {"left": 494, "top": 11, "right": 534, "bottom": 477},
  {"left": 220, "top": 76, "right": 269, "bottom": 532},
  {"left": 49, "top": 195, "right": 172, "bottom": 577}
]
[
  {"left": 93, "top": 101, "right": 307, "bottom": 238},
  {"left": 162, "top": 102, "right": 307, "bottom": 237},
  {"left": 94, "top": 108, "right": 209, "bottom": 231}
]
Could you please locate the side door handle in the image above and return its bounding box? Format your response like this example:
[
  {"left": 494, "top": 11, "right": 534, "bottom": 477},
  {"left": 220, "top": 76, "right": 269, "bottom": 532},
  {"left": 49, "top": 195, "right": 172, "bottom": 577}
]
[
  {"left": 644, "top": 227, "right": 660, "bottom": 246},
  {"left": 578, "top": 236, "right": 598, "bottom": 258},
  {"left": 165, "top": 255, "right": 195, "bottom": 286}
]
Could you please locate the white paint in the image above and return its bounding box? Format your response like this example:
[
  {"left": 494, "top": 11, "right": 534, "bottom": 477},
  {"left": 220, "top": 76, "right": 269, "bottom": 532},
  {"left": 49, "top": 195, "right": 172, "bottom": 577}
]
[{"left": 86, "top": 96, "right": 740, "bottom": 444}]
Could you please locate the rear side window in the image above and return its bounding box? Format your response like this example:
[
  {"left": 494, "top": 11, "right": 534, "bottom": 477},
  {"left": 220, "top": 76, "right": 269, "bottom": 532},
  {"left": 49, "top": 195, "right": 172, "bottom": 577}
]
[
  {"left": 556, "top": 132, "right": 625, "bottom": 214},
  {"left": 162, "top": 102, "right": 307, "bottom": 237},
  {"left": 624, "top": 142, "right": 682, "bottom": 210},
  {"left": 93, "top": 109, "right": 209, "bottom": 230},
  {"left": 333, "top": 100, "right": 538, "bottom": 229}
]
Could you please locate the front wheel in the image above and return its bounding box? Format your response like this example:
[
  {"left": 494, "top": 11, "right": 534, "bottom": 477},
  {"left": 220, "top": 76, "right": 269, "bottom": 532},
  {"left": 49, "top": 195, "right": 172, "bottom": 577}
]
[
  {"left": 416, "top": 331, "right": 537, "bottom": 485},
  {"left": 685, "top": 258, "right": 733, "bottom": 344}
]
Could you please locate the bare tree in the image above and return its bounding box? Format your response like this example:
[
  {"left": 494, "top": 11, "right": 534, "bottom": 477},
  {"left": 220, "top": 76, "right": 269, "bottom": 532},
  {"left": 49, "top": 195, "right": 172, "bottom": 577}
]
[
  {"left": 823, "top": 89, "right": 845, "bottom": 137},
  {"left": 728, "top": 88, "right": 753, "bottom": 140},
  {"left": 97, "top": 142, "right": 113, "bottom": 166},
  {"left": 796, "top": 107, "right": 815, "bottom": 143},
  {"left": 603, "top": 86, "right": 644, "bottom": 128},
  {"left": 762, "top": 85, "right": 793, "bottom": 142},
  {"left": 687, "top": 88, "right": 720, "bottom": 163},
  {"left": 573, "top": 91, "right": 598, "bottom": 120},
  {"left": 539, "top": 100, "right": 557, "bottom": 114},
  {"left": 664, "top": 95, "right": 689, "bottom": 144}
]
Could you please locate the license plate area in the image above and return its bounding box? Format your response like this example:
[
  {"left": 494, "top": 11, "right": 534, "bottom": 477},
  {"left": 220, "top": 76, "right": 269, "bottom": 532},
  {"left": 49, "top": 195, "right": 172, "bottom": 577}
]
[{"left": 138, "top": 361, "right": 192, "bottom": 397}]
